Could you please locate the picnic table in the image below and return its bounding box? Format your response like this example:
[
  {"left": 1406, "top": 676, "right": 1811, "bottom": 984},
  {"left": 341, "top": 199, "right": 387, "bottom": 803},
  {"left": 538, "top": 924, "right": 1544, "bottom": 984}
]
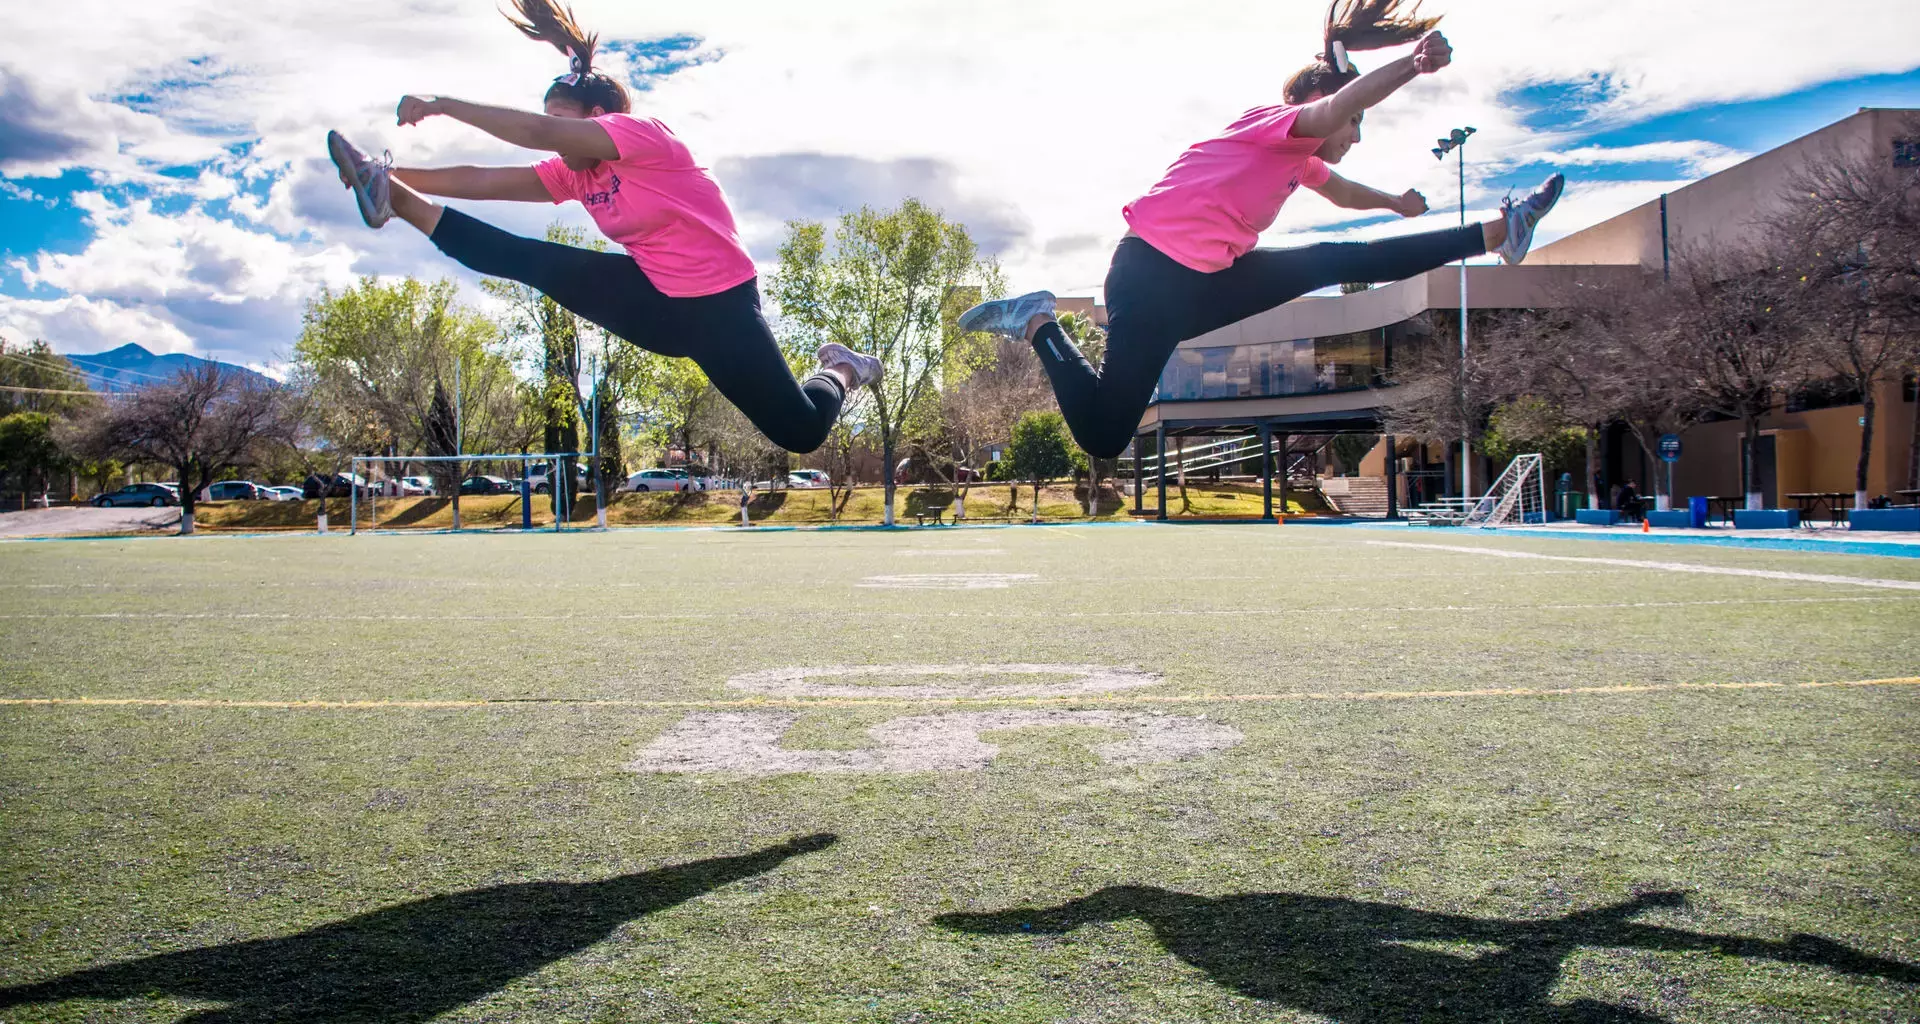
[
  {"left": 1704, "top": 496, "right": 1744, "bottom": 525},
  {"left": 1407, "top": 497, "right": 1476, "bottom": 527},
  {"left": 1786, "top": 491, "right": 1852, "bottom": 525},
  {"left": 1900, "top": 488, "right": 1920, "bottom": 506},
  {"left": 913, "top": 504, "right": 951, "bottom": 526}
]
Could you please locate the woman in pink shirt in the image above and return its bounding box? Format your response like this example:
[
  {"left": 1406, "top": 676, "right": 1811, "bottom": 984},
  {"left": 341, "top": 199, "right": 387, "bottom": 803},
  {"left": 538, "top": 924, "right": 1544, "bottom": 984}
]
[
  {"left": 960, "top": 0, "right": 1566, "bottom": 460},
  {"left": 324, "top": 0, "right": 879, "bottom": 455}
]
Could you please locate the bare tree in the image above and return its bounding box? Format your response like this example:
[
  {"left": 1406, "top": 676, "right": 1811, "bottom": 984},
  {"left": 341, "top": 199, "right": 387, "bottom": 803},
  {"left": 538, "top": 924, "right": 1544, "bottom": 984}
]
[
  {"left": 64, "top": 364, "right": 289, "bottom": 534},
  {"left": 1779, "top": 127, "right": 1920, "bottom": 505},
  {"left": 1656, "top": 243, "right": 1815, "bottom": 510},
  {"left": 933, "top": 337, "right": 1050, "bottom": 520},
  {"left": 1378, "top": 311, "right": 1497, "bottom": 496}
]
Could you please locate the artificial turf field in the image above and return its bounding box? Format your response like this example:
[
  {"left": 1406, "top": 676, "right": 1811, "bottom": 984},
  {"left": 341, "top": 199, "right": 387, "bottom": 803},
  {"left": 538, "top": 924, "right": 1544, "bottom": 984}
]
[{"left": 1, "top": 523, "right": 1917, "bottom": 1023}]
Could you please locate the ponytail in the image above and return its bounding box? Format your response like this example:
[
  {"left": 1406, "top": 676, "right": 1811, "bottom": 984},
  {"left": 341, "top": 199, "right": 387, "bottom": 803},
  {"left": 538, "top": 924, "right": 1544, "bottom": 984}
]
[
  {"left": 503, "top": 0, "right": 632, "bottom": 114},
  {"left": 1284, "top": 0, "right": 1442, "bottom": 104}
]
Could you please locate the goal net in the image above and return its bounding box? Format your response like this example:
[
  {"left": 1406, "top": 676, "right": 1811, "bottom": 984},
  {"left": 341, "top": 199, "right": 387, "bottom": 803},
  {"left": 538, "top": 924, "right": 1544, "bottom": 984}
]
[{"left": 1464, "top": 453, "right": 1548, "bottom": 528}]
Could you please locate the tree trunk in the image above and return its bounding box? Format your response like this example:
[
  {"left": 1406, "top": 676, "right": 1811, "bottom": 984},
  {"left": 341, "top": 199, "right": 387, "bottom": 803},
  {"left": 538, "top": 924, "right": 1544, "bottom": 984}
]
[
  {"left": 1584, "top": 428, "right": 1600, "bottom": 513},
  {"left": 1031, "top": 480, "right": 1041, "bottom": 523},
  {"left": 1856, "top": 390, "right": 1875, "bottom": 510},
  {"left": 178, "top": 465, "right": 196, "bottom": 536},
  {"left": 881, "top": 436, "right": 897, "bottom": 527}
]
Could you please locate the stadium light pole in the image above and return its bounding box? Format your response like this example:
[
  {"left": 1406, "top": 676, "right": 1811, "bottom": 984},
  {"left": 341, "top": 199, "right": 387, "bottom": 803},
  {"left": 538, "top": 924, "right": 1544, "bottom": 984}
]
[{"left": 1433, "top": 125, "right": 1475, "bottom": 498}]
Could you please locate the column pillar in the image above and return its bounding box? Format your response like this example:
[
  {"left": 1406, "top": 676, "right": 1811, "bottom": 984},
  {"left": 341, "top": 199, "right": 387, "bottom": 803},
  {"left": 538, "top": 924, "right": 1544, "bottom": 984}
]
[
  {"left": 1155, "top": 424, "right": 1168, "bottom": 522},
  {"left": 1132, "top": 435, "right": 1144, "bottom": 513},
  {"left": 1276, "top": 432, "right": 1289, "bottom": 517},
  {"left": 1259, "top": 422, "right": 1274, "bottom": 520},
  {"left": 1385, "top": 433, "right": 1400, "bottom": 519}
]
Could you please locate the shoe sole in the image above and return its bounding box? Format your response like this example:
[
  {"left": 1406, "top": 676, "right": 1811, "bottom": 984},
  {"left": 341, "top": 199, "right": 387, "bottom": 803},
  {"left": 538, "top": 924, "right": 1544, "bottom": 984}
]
[
  {"left": 959, "top": 291, "right": 1054, "bottom": 335},
  {"left": 327, "top": 132, "right": 387, "bottom": 229}
]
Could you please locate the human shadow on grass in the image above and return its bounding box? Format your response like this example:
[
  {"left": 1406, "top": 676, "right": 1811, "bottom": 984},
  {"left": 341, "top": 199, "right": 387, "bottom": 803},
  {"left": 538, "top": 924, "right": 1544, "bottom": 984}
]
[
  {"left": 0, "top": 832, "right": 836, "bottom": 1023},
  {"left": 935, "top": 887, "right": 1919, "bottom": 1022}
]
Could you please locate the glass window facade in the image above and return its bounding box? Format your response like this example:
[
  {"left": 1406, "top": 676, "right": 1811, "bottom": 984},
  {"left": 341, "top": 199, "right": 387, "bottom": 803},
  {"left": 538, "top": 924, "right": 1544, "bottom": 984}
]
[{"left": 1154, "top": 318, "right": 1429, "bottom": 403}]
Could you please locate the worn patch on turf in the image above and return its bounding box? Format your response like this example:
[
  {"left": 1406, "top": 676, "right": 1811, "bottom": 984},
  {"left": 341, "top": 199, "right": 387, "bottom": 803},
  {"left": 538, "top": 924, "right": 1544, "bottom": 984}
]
[
  {"left": 1366, "top": 541, "right": 1920, "bottom": 591},
  {"left": 895, "top": 549, "right": 1007, "bottom": 557},
  {"left": 624, "top": 709, "right": 1242, "bottom": 774},
  {"left": 857, "top": 573, "right": 1037, "bottom": 589},
  {"left": 726, "top": 664, "right": 1164, "bottom": 699}
]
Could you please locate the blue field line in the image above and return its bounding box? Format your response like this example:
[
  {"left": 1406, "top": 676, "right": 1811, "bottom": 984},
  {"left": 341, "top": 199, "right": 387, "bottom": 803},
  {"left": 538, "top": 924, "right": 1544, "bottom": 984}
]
[{"left": 1285, "top": 519, "right": 1920, "bottom": 559}]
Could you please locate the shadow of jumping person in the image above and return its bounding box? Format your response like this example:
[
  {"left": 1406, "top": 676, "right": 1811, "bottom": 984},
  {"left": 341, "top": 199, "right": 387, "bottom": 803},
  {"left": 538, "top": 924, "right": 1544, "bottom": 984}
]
[
  {"left": 935, "top": 888, "right": 1919, "bottom": 1022},
  {"left": 0, "top": 833, "right": 836, "bottom": 1023}
]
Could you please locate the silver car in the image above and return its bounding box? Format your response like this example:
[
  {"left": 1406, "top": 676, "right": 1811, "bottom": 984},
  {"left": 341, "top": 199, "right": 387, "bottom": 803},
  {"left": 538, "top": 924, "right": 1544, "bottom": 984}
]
[{"left": 93, "top": 483, "right": 177, "bottom": 507}]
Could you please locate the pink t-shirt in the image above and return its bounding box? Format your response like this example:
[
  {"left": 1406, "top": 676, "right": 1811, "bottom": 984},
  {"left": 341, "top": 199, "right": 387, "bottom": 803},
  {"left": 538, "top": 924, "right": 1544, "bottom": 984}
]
[
  {"left": 533, "top": 114, "right": 757, "bottom": 298},
  {"left": 1122, "top": 104, "right": 1332, "bottom": 273}
]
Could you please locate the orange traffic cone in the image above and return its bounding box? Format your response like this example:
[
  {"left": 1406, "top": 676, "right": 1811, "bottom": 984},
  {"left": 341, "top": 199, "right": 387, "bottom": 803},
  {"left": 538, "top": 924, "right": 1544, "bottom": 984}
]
[{"left": 1642, "top": 517, "right": 1651, "bottom": 533}]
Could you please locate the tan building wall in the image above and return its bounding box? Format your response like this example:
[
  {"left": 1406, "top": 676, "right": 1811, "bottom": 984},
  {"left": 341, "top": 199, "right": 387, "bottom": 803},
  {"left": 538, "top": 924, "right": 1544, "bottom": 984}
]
[{"left": 1664, "top": 381, "right": 1916, "bottom": 502}]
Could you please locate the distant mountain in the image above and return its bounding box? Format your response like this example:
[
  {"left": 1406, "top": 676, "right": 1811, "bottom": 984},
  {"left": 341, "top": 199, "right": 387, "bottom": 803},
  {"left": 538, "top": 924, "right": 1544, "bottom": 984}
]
[{"left": 63, "top": 344, "right": 276, "bottom": 393}]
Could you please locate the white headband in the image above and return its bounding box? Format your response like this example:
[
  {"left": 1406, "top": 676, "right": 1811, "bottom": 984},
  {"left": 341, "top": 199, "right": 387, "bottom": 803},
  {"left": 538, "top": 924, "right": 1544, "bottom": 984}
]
[{"left": 1330, "top": 40, "right": 1350, "bottom": 73}]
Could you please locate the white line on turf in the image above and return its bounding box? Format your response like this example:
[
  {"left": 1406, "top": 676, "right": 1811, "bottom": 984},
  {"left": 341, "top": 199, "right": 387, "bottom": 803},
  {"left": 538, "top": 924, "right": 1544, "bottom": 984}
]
[
  {"left": 2, "top": 594, "right": 1912, "bottom": 622},
  {"left": 1365, "top": 541, "right": 1920, "bottom": 591}
]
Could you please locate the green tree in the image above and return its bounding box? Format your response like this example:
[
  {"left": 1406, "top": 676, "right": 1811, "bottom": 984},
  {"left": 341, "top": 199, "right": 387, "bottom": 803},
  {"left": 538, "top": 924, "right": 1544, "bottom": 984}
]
[
  {"left": 294, "top": 277, "right": 521, "bottom": 528},
  {"left": 0, "top": 339, "right": 97, "bottom": 418},
  {"left": 1053, "top": 312, "right": 1114, "bottom": 514},
  {"left": 1479, "top": 397, "right": 1589, "bottom": 470},
  {"left": 1008, "top": 411, "right": 1074, "bottom": 523},
  {"left": 772, "top": 198, "right": 999, "bottom": 526},
  {"left": 0, "top": 412, "right": 66, "bottom": 508}
]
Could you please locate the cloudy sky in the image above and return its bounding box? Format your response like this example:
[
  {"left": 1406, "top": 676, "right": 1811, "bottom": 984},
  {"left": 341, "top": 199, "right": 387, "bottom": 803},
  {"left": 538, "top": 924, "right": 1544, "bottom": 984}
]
[{"left": 2, "top": 0, "right": 1918, "bottom": 373}]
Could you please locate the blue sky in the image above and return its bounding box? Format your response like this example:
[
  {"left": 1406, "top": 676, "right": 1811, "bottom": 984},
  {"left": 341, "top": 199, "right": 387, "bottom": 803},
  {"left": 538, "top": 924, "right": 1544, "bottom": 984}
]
[{"left": 2, "top": 0, "right": 1918, "bottom": 369}]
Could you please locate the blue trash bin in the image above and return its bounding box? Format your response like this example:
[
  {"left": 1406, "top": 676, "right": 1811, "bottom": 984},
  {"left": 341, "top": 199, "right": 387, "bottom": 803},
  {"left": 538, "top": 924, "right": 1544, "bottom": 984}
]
[{"left": 1687, "top": 496, "right": 1708, "bottom": 529}]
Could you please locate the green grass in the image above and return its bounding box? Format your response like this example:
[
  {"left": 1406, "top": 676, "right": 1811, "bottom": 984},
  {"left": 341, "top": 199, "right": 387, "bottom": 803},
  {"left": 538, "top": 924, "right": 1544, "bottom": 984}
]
[
  {"left": 1, "top": 524, "right": 1917, "bottom": 1022},
  {"left": 188, "top": 483, "right": 1324, "bottom": 533}
]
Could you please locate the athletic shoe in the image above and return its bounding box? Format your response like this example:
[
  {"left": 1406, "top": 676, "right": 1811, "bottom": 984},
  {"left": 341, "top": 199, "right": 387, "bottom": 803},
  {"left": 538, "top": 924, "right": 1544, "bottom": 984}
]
[
  {"left": 327, "top": 130, "right": 394, "bottom": 229},
  {"left": 816, "top": 342, "right": 884, "bottom": 390},
  {"left": 957, "top": 291, "right": 1056, "bottom": 338},
  {"left": 1495, "top": 173, "right": 1565, "bottom": 265}
]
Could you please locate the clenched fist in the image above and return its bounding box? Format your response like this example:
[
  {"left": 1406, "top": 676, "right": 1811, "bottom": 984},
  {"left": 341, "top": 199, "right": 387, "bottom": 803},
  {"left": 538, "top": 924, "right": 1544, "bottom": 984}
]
[
  {"left": 1411, "top": 31, "right": 1452, "bottom": 74},
  {"left": 1394, "top": 189, "right": 1429, "bottom": 218},
  {"left": 395, "top": 95, "right": 443, "bottom": 127}
]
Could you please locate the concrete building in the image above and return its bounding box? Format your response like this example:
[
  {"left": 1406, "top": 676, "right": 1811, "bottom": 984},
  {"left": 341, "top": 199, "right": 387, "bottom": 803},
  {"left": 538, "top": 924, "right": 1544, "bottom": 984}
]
[{"left": 1127, "top": 107, "right": 1918, "bottom": 518}]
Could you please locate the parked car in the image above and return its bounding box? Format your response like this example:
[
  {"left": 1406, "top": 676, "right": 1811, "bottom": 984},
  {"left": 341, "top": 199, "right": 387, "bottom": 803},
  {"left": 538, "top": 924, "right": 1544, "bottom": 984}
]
[
  {"left": 525, "top": 463, "right": 593, "bottom": 494},
  {"left": 302, "top": 473, "right": 376, "bottom": 499},
  {"left": 620, "top": 469, "right": 690, "bottom": 493},
  {"left": 459, "top": 475, "right": 515, "bottom": 496},
  {"left": 397, "top": 475, "right": 435, "bottom": 497},
  {"left": 207, "top": 480, "right": 266, "bottom": 501},
  {"left": 789, "top": 470, "right": 831, "bottom": 489},
  {"left": 93, "top": 483, "right": 177, "bottom": 507},
  {"left": 263, "top": 486, "right": 303, "bottom": 502}
]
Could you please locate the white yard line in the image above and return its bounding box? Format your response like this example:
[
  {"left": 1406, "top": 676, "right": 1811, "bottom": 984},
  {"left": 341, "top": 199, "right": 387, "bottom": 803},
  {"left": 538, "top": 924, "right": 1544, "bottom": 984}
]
[
  {"left": 1365, "top": 540, "right": 1920, "bottom": 592},
  {"left": 1, "top": 594, "right": 1911, "bottom": 623}
]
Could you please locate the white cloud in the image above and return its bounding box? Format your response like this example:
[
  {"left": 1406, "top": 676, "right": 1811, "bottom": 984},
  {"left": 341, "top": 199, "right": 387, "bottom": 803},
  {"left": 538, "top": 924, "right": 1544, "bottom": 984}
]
[{"left": 0, "top": 0, "right": 1915, "bottom": 352}]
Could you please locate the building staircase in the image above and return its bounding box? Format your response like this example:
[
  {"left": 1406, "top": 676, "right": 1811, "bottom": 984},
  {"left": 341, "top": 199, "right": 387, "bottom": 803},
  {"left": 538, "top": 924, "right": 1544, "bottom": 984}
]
[{"left": 1319, "top": 476, "right": 1391, "bottom": 518}]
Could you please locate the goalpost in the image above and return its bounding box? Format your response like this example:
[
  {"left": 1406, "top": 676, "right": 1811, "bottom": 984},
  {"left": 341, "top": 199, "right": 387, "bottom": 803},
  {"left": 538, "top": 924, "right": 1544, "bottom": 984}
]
[
  {"left": 348, "top": 450, "right": 604, "bottom": 534},
  {"left": 347, "top": 355, "right": 611, "bottom": 535},
  {"left": 1464, "top": 453, "right": 1548, "bottom": 528}
]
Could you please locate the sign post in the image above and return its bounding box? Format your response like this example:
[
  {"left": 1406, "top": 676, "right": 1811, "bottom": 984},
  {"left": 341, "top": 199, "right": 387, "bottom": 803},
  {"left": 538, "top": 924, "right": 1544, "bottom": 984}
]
[{"left": 1657, "top": 434, "right": 1682, "bottom": 512}]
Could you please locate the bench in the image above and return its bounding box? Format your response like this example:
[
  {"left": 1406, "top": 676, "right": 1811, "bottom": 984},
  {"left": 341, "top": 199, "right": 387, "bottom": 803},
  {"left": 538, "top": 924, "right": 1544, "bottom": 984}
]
[{"left": 913, "top": 505, "right": 951, "bottom": 526}]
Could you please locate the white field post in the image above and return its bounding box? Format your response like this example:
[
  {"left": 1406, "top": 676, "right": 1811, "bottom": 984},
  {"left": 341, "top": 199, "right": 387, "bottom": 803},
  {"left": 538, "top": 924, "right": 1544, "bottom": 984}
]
[
  {"left": 350, "top": 458, "right": 358, "bottom": 536},
  {"left": 740, "top": 484, "right": 752, "bottom": 527},
  {"left": 1458, "top": 142, "right": 1471, "bottom": 501},
  {"left": 592, "top": 355, "right": 607, "bottom": 530}
]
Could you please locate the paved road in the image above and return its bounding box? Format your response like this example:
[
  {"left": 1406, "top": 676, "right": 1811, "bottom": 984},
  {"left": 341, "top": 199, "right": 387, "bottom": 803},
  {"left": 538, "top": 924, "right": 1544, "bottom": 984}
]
[{"left": 0, "top": 506, "right": 183, "bottom": 538}]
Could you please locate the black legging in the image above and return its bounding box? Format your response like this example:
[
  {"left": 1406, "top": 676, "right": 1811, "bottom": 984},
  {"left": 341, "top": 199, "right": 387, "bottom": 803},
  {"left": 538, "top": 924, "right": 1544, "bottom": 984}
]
[
  {"left": 1035, "top": 224, "right": 1487, "bottom": 458},
  {"left": 430, "top": 208, "right": 843, "bottom": 454}
]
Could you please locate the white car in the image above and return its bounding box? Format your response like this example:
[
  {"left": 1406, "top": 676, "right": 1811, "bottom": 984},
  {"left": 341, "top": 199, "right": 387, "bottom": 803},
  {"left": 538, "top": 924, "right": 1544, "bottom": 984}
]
[
  {"left": 264, "top": 486, "right": 303, "bottom": 502},
  {"left": 397, "top": 475, "right": 435, "bottom": 497},
  {"left": 788, "top": 470, "right": 830, "bottom": 489},
  {"left": 621, "top": 469, "right": 691, "bottom": 493}
]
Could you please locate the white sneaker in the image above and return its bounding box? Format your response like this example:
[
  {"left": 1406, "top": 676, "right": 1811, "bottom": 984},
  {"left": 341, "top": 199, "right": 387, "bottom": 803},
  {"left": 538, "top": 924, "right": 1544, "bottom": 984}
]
[
  {"left": 816, "top": 343, "right": 883, "bottom": 390},
  {"left": 327, "top": 130, "right": 394, "bottom": 229},
  {"left": 1496, "top": 173, "right": 1565, "bottom": 265},
  {"left": 957, "top": 291, "right": 1056, "bottom": 338}
]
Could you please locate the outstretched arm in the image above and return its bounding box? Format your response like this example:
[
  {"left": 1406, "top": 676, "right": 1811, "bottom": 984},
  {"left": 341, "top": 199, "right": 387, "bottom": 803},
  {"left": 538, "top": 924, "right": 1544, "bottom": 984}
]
[
  {"left": 1292, "top": 31, "right": 1452, "bottom": 138},
  {"left": 392, "top": 166, "right": 553, "bottom": 203},
  {"left": 395, "top": 96, "right": 619, "bottom": 161},
  {"left": 1310, "top": 172, "right": 1427, "bottom": 218}
]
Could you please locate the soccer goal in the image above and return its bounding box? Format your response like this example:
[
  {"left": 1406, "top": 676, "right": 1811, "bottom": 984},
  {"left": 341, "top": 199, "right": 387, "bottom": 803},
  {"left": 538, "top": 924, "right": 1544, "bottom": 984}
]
[
  {"left": 348, "top": 451, "right": 605, "bottom": 534},
  {"left": 1463, "top": 453, "right": 1548, "bottom": 528}
]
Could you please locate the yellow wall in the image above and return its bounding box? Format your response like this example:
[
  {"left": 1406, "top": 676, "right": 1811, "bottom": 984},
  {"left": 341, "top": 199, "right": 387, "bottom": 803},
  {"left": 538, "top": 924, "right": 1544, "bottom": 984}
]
[{"left": 1668, "top": 381, "right": 1914, "bottom": 501}]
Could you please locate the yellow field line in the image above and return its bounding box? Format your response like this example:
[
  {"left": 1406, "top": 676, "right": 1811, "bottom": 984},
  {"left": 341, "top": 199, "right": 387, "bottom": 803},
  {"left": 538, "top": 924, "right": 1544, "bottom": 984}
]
[{"left": 2, "top": 678, "right": 1915, "bottom": 712}]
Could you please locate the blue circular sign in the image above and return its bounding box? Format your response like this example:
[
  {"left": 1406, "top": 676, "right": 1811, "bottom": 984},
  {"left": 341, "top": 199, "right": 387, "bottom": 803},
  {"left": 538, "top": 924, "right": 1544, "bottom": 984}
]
[{"left": 1657, "top": 434, "right": 1683, "bottom": 462}]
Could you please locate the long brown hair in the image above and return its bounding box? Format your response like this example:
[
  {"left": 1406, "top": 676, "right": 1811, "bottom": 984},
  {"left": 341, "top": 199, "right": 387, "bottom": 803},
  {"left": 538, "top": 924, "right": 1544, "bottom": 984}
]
[
  {"left": 1283, "top": 0, "right": 1442, "bottom": 104},
  {"left": 503, "top": 0, "right": 632, "bottom": 114}
]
